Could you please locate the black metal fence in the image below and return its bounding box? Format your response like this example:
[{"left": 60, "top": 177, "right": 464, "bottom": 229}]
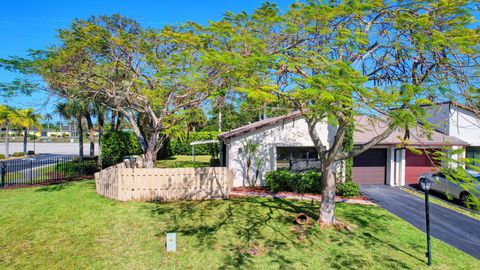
[{"left": 0, "top": 156, "right": 97, "bottom": 188}]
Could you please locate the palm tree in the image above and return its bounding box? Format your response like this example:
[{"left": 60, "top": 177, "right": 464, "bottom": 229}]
[
  {"left": 0, "top": 106, "right": 22, "bottom": 158},
  {"left": 17, "top": 109, "right": 42, "bottom": 154},
  {"left": 44, "top": 113, "right": 53, "bottom": 133},
  {"left": 94, "top": 104, "right": 106, "bottom": 169},
  {"left": 55, "top": 100, "right": 87, "bottom": 158},
  {"left": 241, "top": 139, "right": 260, "bottom": 186}
]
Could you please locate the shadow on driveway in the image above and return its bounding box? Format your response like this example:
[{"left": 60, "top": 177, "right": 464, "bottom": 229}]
[{"left": 361, "top": 185, "right": 480, "bottom": 259}]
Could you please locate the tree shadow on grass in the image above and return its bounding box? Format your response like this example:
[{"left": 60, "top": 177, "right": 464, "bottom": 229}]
[
  {"left": 147, "top": 198, "right": 425, "bottom": 269},
  {"left": 148, "top": 197, "right": 308, "bottom": 269},
  {"left": 34, "top": 179, "right": 96, "bottom": 192},
  {"left": 35, "top": 182, "right": 70, "bottom": 192}
]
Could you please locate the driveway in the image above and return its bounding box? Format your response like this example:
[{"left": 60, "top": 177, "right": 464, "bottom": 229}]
[{"left": 361, "top": 185, "right": 480, "bottom": 260}]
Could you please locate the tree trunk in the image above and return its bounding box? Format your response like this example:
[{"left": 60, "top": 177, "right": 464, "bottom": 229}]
[
  {"left": 85, "top": 112, "right": 95, "bottom": 157},
  {"left": 319, "top": 165, "right": 336, "bottom": 224},
  {"left": 5, "top": 122, "right": 9, "bottom": 158},
  {"left": 78, "top": 116, "right": 84, "bottom": 159},
  {"left": 97, "top": 111, "right": 104, "bottom": 169},
  {"left": 115, "top": 113, "right": 121, "bottom": 131},
  {"left": 23, "top": 128, "right": 28, "bottom": 154},
  {"left": 246, "top": 158, "right": 251, "bottom": 186},
  {"left": 143, "top": 131, "right": 162, "bottom": 168},
  {"left": 110, "top": 111, "right": 117, "bottom": 130}
]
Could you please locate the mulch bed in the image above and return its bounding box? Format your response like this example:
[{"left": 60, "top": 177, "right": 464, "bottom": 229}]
[{"left": 231, "top": 186, "right": 369, "bottom": 201}]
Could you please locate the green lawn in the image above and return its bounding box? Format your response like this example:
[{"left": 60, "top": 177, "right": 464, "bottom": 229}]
[
  {"left": 0, "top": 181, "right": 478, "bottom": 269},
  {"left": 155, "top": 155, "right": 212, "bottom": 168}
]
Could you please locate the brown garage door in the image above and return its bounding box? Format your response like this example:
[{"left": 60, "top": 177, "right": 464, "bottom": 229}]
[
  {"left": 405, "top": 149, "right": 440, "bottom": 184},
  {"left": 353, "top": 148, "right": 387, "bottom": 185}
]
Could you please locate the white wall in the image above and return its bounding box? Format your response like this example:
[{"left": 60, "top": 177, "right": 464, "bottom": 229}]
[
  {"left": 448, "top": 107, "right": 480, "bottom": 146},
  {"left": 425, "top": 103, "right": 480, "bottom": 146},
  {"left": 225, "top": 117, "right": 336, "bottom": 187}
]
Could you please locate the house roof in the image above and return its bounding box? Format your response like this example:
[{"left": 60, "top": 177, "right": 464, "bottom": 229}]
[
  {"left": 218, "top": 111, "right": 303, "bottom": 139},
  {"left": 219, "top": 111, "right": 469, "bottom": 146},
  {"left": 353, "top": 115, "right": 468, "bottom": 146},
  {"left": 431, "top": 101, "right": 480, "bottom": 116}
]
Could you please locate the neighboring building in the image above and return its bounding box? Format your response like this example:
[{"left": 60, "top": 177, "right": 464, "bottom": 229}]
[
  {"left": 219, "top": 112, "right": 468, "bottom": 187},
  {"left": 424, "top": 101, "right": 480, "bottom": 167}
]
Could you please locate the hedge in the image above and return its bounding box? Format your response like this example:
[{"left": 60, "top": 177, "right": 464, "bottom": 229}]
[
  {"left": 168, "top": 131, "right": 220, "bottom": 156},
  {"left": 264, "top": 170, "right": 322, "bottom": 194},
  {"left": 336, "top": 181, "right": 360, "bottom": 197},
  {"left": 101, "top": 131, "right": 143, "bottom": 167}
]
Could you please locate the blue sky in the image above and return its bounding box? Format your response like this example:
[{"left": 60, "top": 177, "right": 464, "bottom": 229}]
[{"left": 0, "top": 0, "right": 293, "bottom": 121}]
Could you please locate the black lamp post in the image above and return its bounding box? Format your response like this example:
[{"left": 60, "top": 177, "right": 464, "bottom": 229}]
[{"left": 420, "top": 177, "right": 433, "bottom": 266}]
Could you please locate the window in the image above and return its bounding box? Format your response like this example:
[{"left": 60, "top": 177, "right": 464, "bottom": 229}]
[
  {"left": 276, "top": 146, "right": 321, "bottom": 172},
  {"left": 466, "top": 146, "right": 480, "bottom": 168}
]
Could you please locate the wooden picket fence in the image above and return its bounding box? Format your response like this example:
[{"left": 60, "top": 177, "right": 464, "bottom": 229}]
[{"left": 95, "top": 162, "right": 233, "bottom": 201}]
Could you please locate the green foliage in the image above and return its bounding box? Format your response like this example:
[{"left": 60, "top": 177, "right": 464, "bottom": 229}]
[
  {"left": 101, "top": 131, "right": 142, "bottom": 167},
  {"left": 168, "top": 132, "right": 220, "bottom": 156},
  {"left": 210, "top": 158, "right": 220, "bottom": 167},
  {"left": 56, "top": 158, "right": 99, "bottom": 178},
  {"left": 336, "top": 181, "right": 360, "bottom": 197},
  {"left": 0, "top": 154, "right": 5, "bottom": 160},
  {"left": 264, "top": 170, "right": 321, "bottom": 194},
  {"left": 464, "top": 195, "right": 480, "bottom": 211},
  {"left": 12, "top": 152, "right": 24, "bottom": 157},
  {"left": 27, "top": 150, "right": 35, "bottom": 155},
  {"left": 342, "top": 122, "right": 354, "bottom": 181}
]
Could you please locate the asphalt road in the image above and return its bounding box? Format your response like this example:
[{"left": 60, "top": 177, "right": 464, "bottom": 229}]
[
  {"left": 361, "top": 185, "right": 480, "bottom": 260},
  {"left": 1, "top": 143, "right": 98, "bottom": 156},
  {"left": 2, "top": 154, "right": 76, "bottom": 173}
]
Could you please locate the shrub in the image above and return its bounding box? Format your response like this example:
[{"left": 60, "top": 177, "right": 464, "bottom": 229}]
[
  {"left": 169, "top": 131, "right": 220, "bottom": 156},
  {"left": 265, "top": 170, "right": 322, "bottom": 193},
  {"left": 27, "top": 150, "right": 35, "bottom": 155},
  {"left": 0, "top": 154, "right": 5, "bottom": 160},
  {"left": 336, "top": 181, "right": 360, "bottom": 197},
  {"left": 101, "top": 131, "right": 143, "bottom": 167},
  {"left": 210, "top": 158, "right": 220, "bottom": 167},
  {"left": 12, "top": 152, "right": 24, "bottom": 157},
  {"left": 299, "top": 170, "right": 322, "bottom": 193},
  {"left": 57, "top": 158, "right": 99, "bottom": 177}
]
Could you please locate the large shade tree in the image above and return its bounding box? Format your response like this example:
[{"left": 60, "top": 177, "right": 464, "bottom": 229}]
[
  {"left": 20, "top": 15, "right": 233, "bottom": 167},
  {"left": 218, "top": 1, "right": 479, "bottom": 224}
]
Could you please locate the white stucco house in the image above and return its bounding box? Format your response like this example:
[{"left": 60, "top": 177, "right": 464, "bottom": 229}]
[
  {"left": 424, "top": 101, "right": 480, "bottom": 167},
  {"left": 219, "top": 108, "right": 470, "bottom": 187}
]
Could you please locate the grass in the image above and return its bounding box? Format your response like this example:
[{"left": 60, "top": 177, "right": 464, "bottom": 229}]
[
  {"left": 155, "top": 155, "right": 212, "bottom": 168},
  {"left": 0, "top": 181, "right": 478, "bottom": 269},
  {"left": 401, "top": 187, "right": 480, "bottom": 221}
]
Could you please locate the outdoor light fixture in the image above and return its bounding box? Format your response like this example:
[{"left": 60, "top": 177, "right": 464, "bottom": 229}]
[
  {"left": 419, "top": 177, "right": 433, "bottom": 266},
  {"left": 420, "top": 177, "right": 433, "bottom": 191}
]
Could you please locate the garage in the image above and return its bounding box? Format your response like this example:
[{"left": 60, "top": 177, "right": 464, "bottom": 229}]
[
  {"left": 353, "top": 148, "right": 387, "bottom": 185},
  {"left": 405, "top": 149, "right": 440, "bottom": 184}
]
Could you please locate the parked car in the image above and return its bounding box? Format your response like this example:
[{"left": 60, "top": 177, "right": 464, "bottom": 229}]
[{"left": 418, "top": 170, "right": 480, "bottom": 204}]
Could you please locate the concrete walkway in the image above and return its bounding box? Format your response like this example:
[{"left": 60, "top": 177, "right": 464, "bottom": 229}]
[
  {"left": 229, "top": 190, "right": 375, "bottom": 205},
  {"left": 361, "top": 185, "right": 480, "bottom": 259}
]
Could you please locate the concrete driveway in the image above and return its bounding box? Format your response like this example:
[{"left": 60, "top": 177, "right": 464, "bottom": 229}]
[{"left": 361, "top": 185, "right": 480, "bottom": 260}]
